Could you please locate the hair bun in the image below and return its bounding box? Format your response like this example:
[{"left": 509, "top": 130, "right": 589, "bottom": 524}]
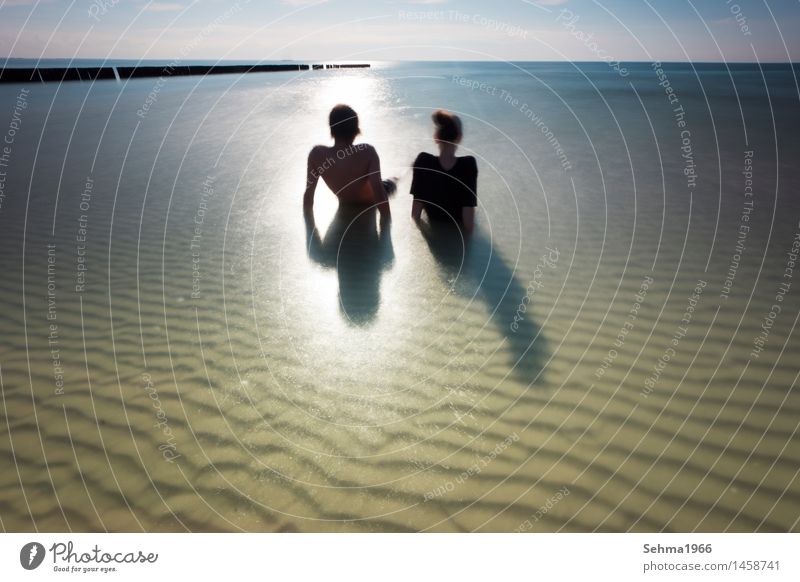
[
  {"left": 432, "top": 110, "right": 449, "bottom": 126},
  {"left": 432, "top": 109, "right": 462, "bottom": 142}
]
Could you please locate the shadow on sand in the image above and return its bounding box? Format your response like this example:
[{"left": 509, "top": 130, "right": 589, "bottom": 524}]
[
  {"left": 304, "top": 206, "right": 394, "bottom": 326},
  {"left": 415, "top": 220, "right": 547, "bottom": 385}
]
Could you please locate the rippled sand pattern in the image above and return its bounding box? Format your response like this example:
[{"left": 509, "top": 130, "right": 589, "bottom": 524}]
[{"left": 0, "top": 63, "right": 798, "bottom": 532}]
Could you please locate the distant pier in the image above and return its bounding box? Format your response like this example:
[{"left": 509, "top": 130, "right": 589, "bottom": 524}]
[{"left": 0, "top": 63, "right": 370, "bottom": 84}]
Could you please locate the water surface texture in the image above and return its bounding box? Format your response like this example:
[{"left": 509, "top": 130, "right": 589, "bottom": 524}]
[{"left": 0, "top": 61, "right": 798, "bottom": 532}]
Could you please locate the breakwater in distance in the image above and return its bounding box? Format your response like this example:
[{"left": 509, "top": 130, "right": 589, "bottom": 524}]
[{"left": 0, "top": 62, "right": 369, "bottom": 84}]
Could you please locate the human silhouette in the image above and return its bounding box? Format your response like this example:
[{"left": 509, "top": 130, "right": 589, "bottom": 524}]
[{"left": 411, "top": 110, "right": 546, "bottom": 383}]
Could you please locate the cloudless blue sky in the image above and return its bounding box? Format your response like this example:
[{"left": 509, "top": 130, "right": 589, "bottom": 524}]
[{"left": 1, "top": 0, "right": 797, "bottom": 62}]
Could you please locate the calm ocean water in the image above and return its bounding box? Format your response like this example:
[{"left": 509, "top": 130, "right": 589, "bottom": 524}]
[{"left": 0, "top": 61, "right": 798, "bottom": 532}]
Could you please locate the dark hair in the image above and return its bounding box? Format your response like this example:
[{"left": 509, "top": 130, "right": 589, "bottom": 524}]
[
  {"left": 329, "top": 104, "right": 360, "bottom": 142},
  {"left": 432, "top": 109, "right": 462, "bottom": 143}
]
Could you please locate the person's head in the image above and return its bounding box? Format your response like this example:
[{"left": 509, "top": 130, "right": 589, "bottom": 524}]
[
  {"left": 432, "top": 109, "right": 463, "bottom": 145},
  {"left": 329, "top": 104, "right": 360, "bottom": 143}
]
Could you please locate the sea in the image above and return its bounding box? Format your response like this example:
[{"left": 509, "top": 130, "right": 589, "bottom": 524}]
[{"left": 0, "top": 59, "right": 798, "bottom": 532}]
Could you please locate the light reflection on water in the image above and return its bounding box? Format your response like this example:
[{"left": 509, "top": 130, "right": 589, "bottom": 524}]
[{"left": 0, "top": 62, "right": 798, "bottom": 532}]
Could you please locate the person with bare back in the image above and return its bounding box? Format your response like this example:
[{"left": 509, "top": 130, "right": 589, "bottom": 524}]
[
  {"left": 302, "top": 104, "right": 396, "bottom": 324},
  {"left": 303, "top": 104, "right": 395, "bottom": 219}
]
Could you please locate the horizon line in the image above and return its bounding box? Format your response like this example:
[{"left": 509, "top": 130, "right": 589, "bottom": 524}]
[{"left": 2, "top": 57, "right": 798, "bottom": 65}]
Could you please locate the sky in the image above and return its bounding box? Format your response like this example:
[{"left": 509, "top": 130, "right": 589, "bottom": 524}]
[{"left": 0, "top": 0, "right": 798, "bottom": 62}]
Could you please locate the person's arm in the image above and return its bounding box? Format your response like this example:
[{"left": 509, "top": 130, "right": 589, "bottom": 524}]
[
  {"left": 413, "top": 204, "right": 434, "bottom": 245},
  {"left": 303, "top": 206, "right": 323, "bottom": 260},
  {"left": 303, "top": 147, "right": 321, "bottom": 209},
  {"left": 410, "top": 153, "right": 426, "bottom": 221},
  {"left": 461, "top": 156, "right": 478, "bottom": 233},
  {"left": 378, "top": 216, "right": 394, "bottom": 267},
  {"left": 461, "top": 206, "right": 475, "bottom": 233},
  {"left": 411, "top": 199, "right": 425, "bottom": 221},
  {"left": 366, "top": 147, "right": 391, "bottom": 219}
]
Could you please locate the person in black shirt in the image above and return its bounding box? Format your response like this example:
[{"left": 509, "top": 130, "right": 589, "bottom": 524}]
[{"left": 410, "top": 110, "right": 477, "bottom": 232}]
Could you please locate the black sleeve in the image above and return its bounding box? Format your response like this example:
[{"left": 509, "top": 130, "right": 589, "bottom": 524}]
[
  {"left": 410, "top": 153, "right": 429, "bottom": 199},
  {"left": 461, "top": 156, "right": 478, "bottom": 207}
]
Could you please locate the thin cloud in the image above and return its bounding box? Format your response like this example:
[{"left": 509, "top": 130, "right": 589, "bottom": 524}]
[
  {"left": 145, "top": 2, "right": 184, "bottom": 11},
  {"left": 2, "top": 0, "right": 57, "bottom": 5}
]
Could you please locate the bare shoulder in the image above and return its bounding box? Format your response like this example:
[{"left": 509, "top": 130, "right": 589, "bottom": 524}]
[
  {"left": 308, "top": 145, "right": 328, "bottom": 161},
  {"left": 358, "top": 143, "right": 379, "bottom": 162},
  {"left": 360, "top": 143, "right": 377, "bottom": 153}
]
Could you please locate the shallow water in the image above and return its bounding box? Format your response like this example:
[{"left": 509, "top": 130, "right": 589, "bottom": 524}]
[{"left": 0, "top": 61, "right": 798, "bottom": 532}]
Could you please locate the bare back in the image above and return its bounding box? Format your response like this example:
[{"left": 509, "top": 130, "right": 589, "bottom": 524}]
[{"left": 307, "top": 143, "right": 382, "bottom": 205}]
